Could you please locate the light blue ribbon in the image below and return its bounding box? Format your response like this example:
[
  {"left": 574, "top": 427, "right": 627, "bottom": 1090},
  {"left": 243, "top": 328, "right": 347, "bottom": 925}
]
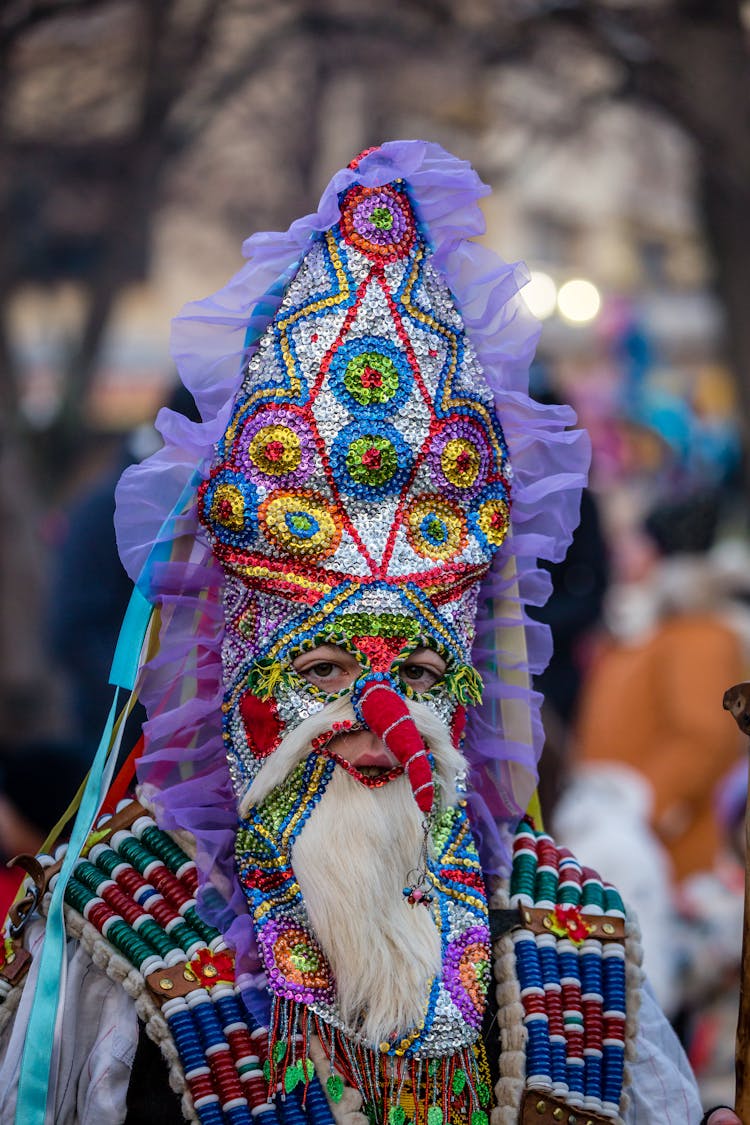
[{"left": 14, "top": 471, "right": 200, "bottom": 1123}]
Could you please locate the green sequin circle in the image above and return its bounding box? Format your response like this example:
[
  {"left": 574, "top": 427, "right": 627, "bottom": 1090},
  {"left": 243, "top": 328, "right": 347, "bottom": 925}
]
[
  {"left": 370, "top": 206, "right": 394, "bottom": 230},
  {"left": 346, "top": 434, "right": 398, "bottom": 487},
  {"left": 332, "top": 422, "right": 413, "bottom": 497},
  {"left": 329, "top": 336, "right": 412, "bottom": 418},
  {"left": 344, "top": 352, "right": 400, "bottom": 407}
]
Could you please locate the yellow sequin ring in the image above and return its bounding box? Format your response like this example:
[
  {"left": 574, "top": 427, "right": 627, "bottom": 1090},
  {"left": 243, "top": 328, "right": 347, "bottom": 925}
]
[
  {"left": 248, "top": 424, "right": 302, "bottom": 476},
  {"left": 405, "top": 495, "right": 467, "bottom": 562},
  {"left": 441, "top": 437, "right": 481, "bottom": 489},
  {"left": 475, "top": 497, "right": 510, "bottom": 548},
  {"left": 209, "top": 483, "right": 246, "bottom": 531},
  {"left": 260, "top": 491, "right": 341, "bottom": 559}
]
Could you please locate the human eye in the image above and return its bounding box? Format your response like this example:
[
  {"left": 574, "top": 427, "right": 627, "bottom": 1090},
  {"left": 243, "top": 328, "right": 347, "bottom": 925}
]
[
  {"left": 292, "top": 648, "right": 358, "bottom": 691},
  {"left": 307, "top": 662, "right": 337, "bottom": 680},
  {"left": 399, "top": 662, "right": 442, "bottom": 692},
  {"left": 295, "top": 660, "right": 341, "bottom": 687}
]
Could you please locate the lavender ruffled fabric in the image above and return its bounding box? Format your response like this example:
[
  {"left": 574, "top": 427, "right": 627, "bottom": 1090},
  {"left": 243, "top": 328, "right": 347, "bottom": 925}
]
[{"left": 114, "top": 139, "right": 589, "bottom": 981}]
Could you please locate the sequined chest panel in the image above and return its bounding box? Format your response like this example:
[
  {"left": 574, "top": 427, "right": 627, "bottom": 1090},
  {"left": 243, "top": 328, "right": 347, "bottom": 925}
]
[{"left": 235, "top": 756, "right": 491, "bottom": 1059}]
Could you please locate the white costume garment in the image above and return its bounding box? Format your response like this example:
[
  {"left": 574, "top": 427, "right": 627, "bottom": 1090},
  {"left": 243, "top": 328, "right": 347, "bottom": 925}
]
[{"left": 0, "top": 923, "right": 704, "bottom": 1125}]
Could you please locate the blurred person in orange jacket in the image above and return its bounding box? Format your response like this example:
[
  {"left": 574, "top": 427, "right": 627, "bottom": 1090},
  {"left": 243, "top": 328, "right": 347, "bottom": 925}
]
[{"left": 576, "top": 491, "right": 749, "bottom": 881}]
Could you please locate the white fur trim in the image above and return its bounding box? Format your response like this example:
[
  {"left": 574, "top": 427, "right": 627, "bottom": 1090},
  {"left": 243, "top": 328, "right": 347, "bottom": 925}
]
[
  {"left": 308, "top": 1032, "right": 367, "bottom": 1125},
  {"left": 621, "top": 902, "right": 645, "bottom": 1122},
  {"left": 489, "top": 881, "right": 527, "bottom": 1125}
]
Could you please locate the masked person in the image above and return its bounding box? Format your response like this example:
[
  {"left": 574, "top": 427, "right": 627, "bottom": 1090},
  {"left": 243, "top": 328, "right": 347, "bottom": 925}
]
[{"left": 0, "top": 143, "right": 731, "bottom": 1125}]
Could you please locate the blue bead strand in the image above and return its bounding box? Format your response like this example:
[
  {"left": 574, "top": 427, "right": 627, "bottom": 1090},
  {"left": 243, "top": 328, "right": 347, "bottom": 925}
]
[
  {"left": 537, "top": 938, "right": 566, "bottom": 1092},
  {"left": 191, "top": 996, "right": 230, "bottom": 1051},
  {"left": 279, "top": 1090, "right": 307, "bottom": 1125},
  {"left": 193, "top": 1100, "right": 224, "bottom": 1125},
  {"left": 302, "top": 1081, "right": 336, "bottom": 1125}
]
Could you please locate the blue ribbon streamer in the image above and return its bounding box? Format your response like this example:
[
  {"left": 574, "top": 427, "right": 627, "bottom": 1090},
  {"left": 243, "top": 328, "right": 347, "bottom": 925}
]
[
  {"left": 14, "top": 471, "right": 201, "bottom": 1123},
  {"left": 14, "top": 688, "right": 124, "bottom": 1123}
]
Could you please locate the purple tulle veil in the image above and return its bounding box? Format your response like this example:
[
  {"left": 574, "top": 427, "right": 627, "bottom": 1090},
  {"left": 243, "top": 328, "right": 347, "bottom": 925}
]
[{"left": 114, "top": 140, "right": 590, "bottom": 989}]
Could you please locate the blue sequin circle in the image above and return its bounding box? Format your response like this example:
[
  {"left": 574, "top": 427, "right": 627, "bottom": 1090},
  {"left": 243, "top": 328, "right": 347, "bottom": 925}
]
[
  {"left": 328, "top": 335, "right": 412, "bottom": 418},
  {"left": 330, "top": 421, "right": 414, "bottom": 498},
  {"left": 198, "top": 469, "right": 258, "bottom": 548}
]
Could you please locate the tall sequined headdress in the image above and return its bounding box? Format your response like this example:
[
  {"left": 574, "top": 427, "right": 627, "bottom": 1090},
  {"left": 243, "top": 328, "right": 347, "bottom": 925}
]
[
  {"left": 197, "top": 170, "right": 510, "bottom": 668},
  {"left": 115, "top": 141, "right": 589, "bottom": 983}
]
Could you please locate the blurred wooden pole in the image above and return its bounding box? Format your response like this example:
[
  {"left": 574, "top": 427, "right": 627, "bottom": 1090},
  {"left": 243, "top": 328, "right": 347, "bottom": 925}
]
[{"left": 722, "top": 682, "right": 750, "bottom": 1120}]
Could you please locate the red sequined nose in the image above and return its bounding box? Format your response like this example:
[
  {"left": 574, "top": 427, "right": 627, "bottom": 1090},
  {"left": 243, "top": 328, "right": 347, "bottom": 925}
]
[{"left": 355, "top": 680, "right": 433, "bottom": 813}]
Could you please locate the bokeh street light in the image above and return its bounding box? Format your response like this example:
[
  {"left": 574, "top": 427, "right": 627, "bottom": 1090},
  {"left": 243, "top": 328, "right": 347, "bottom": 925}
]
[
  {"left": 557, "top": 278, "right": 602, "bottom": 324},
  {"left": 522, "top": 270, "right": 558, "bottom": 320}
]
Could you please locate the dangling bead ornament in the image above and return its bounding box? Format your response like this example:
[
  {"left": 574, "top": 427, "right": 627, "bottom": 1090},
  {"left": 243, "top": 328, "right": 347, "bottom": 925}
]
[{"left": 403, "top": 817, "right": 435, "bottom": 907}]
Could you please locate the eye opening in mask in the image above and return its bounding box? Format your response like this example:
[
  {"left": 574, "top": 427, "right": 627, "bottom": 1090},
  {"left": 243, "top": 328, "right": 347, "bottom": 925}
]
[
  {"left": 289, "top": 642, "right": 362, "bottom": 698},
  {"left": 290, "top": 639, "right": 448, "bottom": 698},
  {"left": 392, "top": 639, "right": 449, "bottom": 698}
]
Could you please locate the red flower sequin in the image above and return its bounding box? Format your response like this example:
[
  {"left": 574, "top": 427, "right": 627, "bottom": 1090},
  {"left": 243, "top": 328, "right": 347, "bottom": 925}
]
[
  {"left": 186, "top": 947, "right": 235, "bottom": 986},
  {"left": 548, "top": 904, "right": 593, "bottom": 945},
  {"left": 361, "top": 447, "right": 382, "bottom": 470}
]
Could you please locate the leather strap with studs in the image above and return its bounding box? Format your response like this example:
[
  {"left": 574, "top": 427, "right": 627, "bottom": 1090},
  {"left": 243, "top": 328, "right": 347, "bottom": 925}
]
[
  {"left": 521, "top": 1089, "right": 616, "bottom": 1125},
  {"left": 489, "top": 906, "right": 625, "bottom": 943},
  {"left": 518, "top": 906, "right": 625, "bottom": 941},
  {"left": 146, "top": 960, "right": 204, "bottom": 1001}
]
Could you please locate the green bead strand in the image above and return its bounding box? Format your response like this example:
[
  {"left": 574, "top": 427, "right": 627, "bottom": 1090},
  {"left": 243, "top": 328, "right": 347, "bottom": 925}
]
[
  {"left": 92, "top": 846, "right": 124, "bottom": 878},
  {"left": 106, "top": 919, "right": 154, "bottom": 971},
  {"left": 581, "top": 878, "right": 605, "bottom": 911},
  {"left": 534, "top": 870, "right": 558, "bottom": 904},
  {"left": 557, "top": 881, "right": 581, "bottom": 906},
  {"left": 65, "top": 877, "right": 94, "bottom": 916},
  {"left": 603, "top": 885, "right": 625, "bottom": 915},
  {"left": 169, "top": 921, "right": 203, "bottom": 953},
  {"left": 115, "top": 835, "right": 154, "bottom": 873},
  {"left": 184, "top": 905, "right": 221, "bottom": 945},
  {"left": 141, "top": 824, "right": 192, "bottom": 875},
  {"left": 136, "top": 917, "right": 180, "bottom": 959},
  {"left": 510, "top": 853, "right": 537, "bottom": 899},
  {"left": 75, "top": 859, "right": 108, "bottom": 896},
  {"left": 65, "top": 874, "right": 157, "bottom": 972}
]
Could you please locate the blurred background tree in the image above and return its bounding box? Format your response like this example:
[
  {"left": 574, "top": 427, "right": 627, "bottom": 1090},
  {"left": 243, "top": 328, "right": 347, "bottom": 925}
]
[{"left": 0, "top": 0, "right": 747, "bottom": 738}]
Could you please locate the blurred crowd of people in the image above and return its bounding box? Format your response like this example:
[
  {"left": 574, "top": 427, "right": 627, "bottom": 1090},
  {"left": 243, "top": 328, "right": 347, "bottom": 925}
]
[{"left": 542, "top": 483, "right": 749, "bottom": 1110}]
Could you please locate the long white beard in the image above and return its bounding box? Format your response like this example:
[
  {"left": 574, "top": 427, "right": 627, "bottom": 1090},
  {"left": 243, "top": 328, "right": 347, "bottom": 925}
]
[
  {"left": 239, "top": 692, "right": 468, "bottom": 1046},
  {"left": 291, "top": 766, "right": 442, "bottom": 1046}
]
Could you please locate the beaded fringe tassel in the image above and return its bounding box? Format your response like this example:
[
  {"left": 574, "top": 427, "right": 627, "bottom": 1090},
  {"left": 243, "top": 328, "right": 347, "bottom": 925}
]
[{"left": 265, "top": 995, "right": 492, "bottom": 1125}]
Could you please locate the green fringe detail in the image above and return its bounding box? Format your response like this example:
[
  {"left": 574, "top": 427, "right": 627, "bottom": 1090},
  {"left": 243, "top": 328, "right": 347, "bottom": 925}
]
[
  {"left": 444, "top": 663, "right": 483, "bottom": 706},
  {"left": 247, "top": 657, "right": 286, "bottom": 701}
]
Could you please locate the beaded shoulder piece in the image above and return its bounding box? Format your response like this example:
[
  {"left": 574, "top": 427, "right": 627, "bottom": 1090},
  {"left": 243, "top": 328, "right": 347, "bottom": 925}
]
[
  {"left": 2, "top": 809, "right": 643, "bottom": 1125},
  {"left": 492, "top": 821, "right": 643, "bottom": 1125},
  {"left": 2, "top": 801, "right": 342, "bottom": 1125}
]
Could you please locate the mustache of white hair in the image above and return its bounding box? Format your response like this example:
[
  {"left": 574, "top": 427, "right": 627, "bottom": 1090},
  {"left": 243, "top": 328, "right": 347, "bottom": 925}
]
[{"left": 238, "top": 693, "right": 467, "bottom": 818}]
